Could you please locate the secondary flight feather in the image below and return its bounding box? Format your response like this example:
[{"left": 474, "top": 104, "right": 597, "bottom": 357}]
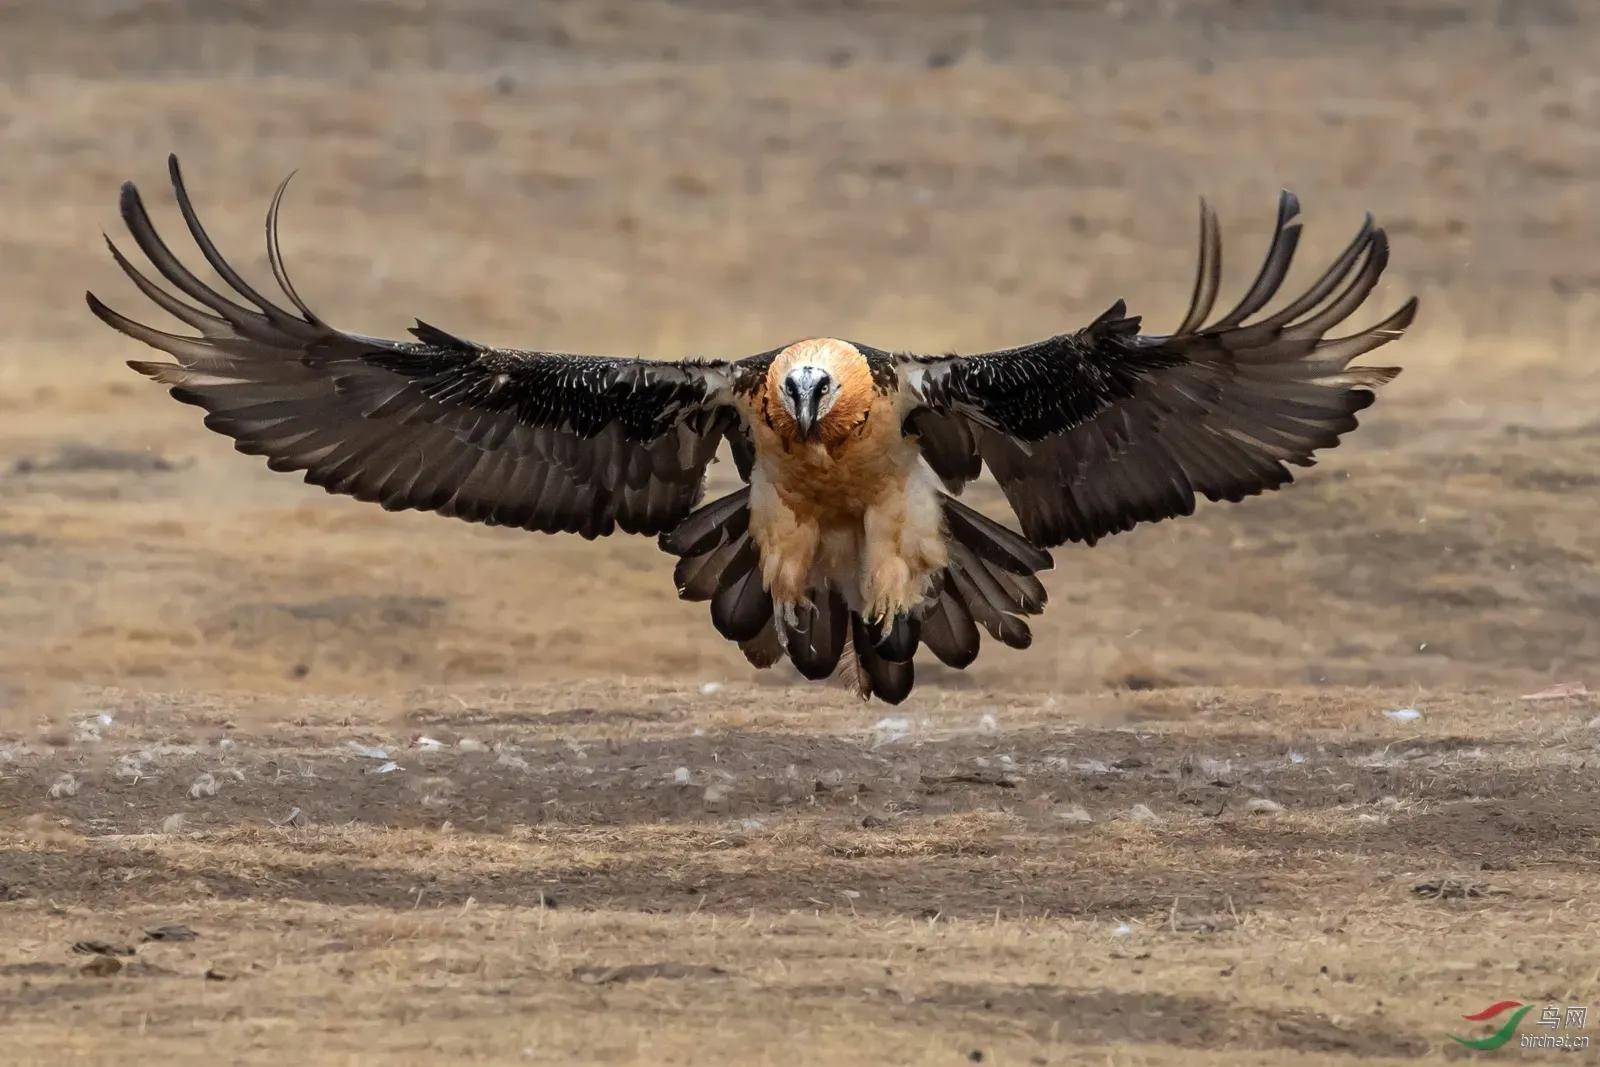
[{"left": 90, "top": 156, "right": 1415, "bottom": 702}]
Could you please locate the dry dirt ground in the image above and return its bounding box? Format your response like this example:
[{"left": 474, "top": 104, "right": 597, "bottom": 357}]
[{"left": 3, "top": 2, "right": 1600, "bottom": 1064}]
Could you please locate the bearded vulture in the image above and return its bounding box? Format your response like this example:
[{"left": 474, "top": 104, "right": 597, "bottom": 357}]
[{"left": 90, "top": 157, "right": 1415, "bottom": 703}]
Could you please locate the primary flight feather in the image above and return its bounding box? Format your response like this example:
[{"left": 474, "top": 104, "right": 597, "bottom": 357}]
[{"left": 90, "top": 156, "right": 1415, "bottom": 703}]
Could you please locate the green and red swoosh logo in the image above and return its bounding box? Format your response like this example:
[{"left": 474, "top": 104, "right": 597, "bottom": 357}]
[{"left": 1450, "top": 1001, "right": 1533, "bottom": 1050}]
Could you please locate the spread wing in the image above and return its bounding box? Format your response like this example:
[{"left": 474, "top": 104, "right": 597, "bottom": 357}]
[
  {"left": 901, "top": 193, "right": 1416, "bottom": 547},
  {"left": 88, "top": 156, "right": 737, "bottom": 539}
]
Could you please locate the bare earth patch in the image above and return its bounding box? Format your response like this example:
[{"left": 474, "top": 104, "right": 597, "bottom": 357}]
[{"left": 3, "top": 684, "right": 1599, "bottom": 1064}]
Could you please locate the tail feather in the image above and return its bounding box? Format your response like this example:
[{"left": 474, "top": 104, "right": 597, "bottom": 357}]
[
  {"left": 942, "top": 496, "right": 1053, "bottom": 574},
  {"left": 783, "top": 590, "right": 849, "bottom": 680},
  {"left": 864, "top": 611, "right": 920, "bottom": 663},
  {"left": 948, "top": 541, "right": 1046, "bottom": 614},
  {"left": 921, "top": 495, "right": 1048, "bottom": 657},
  {"left": 850, "top": 613, "right": 914, "bottom": 704},
  {"left": 918, "top": 581, "right": 980, "bottom": 669},
  {"left": 739, "top": 620, "right": 783, "bottom": 668},
  {"left": 710, "top": 542, "right": 773, "bottom": 641},
  {"left": 672, "top": 535, "right": 746, "bottom": 602},
  {"left": 660, "top": 487, "right": 750, "bottom": 556},
  {"left": 945, "top": 563, "right": 1034, "bottom": 649},
  {"left": 836, "top": 630, "right": 869, "bottom": 699},
  {"left": 988, "top": 563, "right": 1047, "bottom": 613},
  {"left": 662, "top": 488, "right": 1052, "bottom": 703},
  {"left": 666, "top": 489, "right": 775, "bottom": 645}
]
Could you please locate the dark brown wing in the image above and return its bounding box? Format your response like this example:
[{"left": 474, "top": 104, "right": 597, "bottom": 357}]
[
  {"left": 902, "top": 193, "right": 1416, "bottom": 546},
  {"left": 89, "top": 156, "right": 738, "bottom": 539}
]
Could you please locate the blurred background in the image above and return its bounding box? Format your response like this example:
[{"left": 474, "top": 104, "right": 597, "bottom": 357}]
[{"left": 1, "top": 0, "right": 1597, "bottom": 711}]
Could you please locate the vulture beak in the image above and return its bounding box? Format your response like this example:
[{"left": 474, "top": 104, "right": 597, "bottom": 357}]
[{"left": 784, "top": 366, "right": 833, "bottom": 440}]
